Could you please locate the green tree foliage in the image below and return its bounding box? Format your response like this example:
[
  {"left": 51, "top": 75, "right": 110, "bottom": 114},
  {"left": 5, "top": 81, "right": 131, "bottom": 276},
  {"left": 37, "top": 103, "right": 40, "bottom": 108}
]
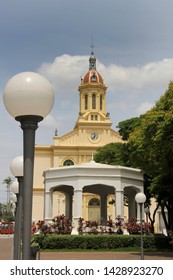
[
  {"left": 2, "top": 176, "right": 13, "bottom": 210},
  {"left": 129, "top": 81, "right": 173, "bottom": 233},
  {"left": 1, "top": 176, "right": 14, "bottom": 221},
  {"left": 0, "top": 203, "right": 14, "bottom": 222},
  {"left": 94, "top": 142, "right": 131, "bottom": 166},
  {"left": 117, "top": 117, "right": 142, "bottom": 140}
]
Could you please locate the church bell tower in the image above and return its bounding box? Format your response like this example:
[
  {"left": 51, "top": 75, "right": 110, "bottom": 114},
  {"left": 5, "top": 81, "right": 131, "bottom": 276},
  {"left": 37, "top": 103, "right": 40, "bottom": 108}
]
[{"left": 75, "top": 50, "right": 111, "bottom": 130}]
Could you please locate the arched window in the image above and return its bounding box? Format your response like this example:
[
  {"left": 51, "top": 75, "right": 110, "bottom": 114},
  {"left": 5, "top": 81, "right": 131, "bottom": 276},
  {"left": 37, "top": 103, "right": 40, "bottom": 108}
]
[
  {"left": 92, "top": 94, "right": 96, "bottom": 109},
  {"left": 88, "top": 198, "right": 100, "bottom": 206},
  {"left": 100, "top": 95, "right": 103, "bottom": 110},
  {"left": 91, "top": 74, "right": 97, "bottom": 82},
  {"left": 85, "top": 94, "right": 88, "bottom": 110},
  {"left": 63, "top": 159, "right": 74, "bottom": 166},
  {"left": 88, "top": 198, "right": 100, "bottom": 221}
]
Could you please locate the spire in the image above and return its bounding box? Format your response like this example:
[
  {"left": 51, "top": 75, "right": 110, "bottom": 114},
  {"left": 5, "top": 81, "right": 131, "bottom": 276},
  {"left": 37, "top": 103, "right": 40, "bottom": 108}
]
[{"left": 89, "top": 38, "right": 96, "bottom": 70}]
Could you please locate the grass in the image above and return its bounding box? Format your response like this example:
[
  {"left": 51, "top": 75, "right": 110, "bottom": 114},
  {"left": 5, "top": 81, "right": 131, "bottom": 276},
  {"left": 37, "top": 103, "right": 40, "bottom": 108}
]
[{"left": 40, "top": 247, "right": 172, "bottom": 253}]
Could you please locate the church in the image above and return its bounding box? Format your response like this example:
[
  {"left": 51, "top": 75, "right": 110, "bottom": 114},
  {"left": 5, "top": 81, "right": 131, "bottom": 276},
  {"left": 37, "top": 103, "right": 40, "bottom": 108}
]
[{"left": 32, "top": 51, "right": 144, "bottom": 226}]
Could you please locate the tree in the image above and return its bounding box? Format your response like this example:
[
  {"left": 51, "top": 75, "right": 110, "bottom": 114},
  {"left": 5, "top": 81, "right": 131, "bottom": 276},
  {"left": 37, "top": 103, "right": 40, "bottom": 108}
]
[
  {"left": 117, "top": 117, "right": 142, "bottom": 140},
  {"left": 129, "top": 81, "right": 173, "bottom": 234},
  {"left": 2, "top": 176, "right": 13, "bottom": 211},
  {"left": 0, "top": 202, "right": 14, "bottom": 222},
  {"left": 94, "top": 142, "right": 131, "bottom": 166}
]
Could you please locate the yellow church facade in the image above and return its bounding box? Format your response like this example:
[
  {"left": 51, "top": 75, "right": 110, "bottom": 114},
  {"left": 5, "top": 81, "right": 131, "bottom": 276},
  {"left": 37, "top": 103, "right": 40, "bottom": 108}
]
[{"left": 32, "top": 51, "right": 124, "bottom": 222}]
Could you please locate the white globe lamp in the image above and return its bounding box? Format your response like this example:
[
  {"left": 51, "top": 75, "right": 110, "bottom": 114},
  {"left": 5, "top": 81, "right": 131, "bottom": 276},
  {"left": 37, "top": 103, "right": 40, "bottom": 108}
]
[{"left": 3, "top": 72, "right": 54, "bottom": 260}]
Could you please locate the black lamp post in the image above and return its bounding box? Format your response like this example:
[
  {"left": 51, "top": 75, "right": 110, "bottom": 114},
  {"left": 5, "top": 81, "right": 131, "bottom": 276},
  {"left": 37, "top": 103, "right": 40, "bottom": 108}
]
[
  {"left": 135, "top": 192, "right": 146, "bottom": 260},
  {"left": 10, "top": 156, "right": 23, "bottom": 260},
  {"left": 3, "top": 72, "right": 54, "bottom": 259}
]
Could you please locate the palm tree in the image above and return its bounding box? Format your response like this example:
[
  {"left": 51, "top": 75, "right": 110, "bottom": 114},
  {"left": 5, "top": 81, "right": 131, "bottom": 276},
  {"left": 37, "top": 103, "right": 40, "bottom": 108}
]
[{"left": 2, "top": 176, "right": 13, "bottom": 210}]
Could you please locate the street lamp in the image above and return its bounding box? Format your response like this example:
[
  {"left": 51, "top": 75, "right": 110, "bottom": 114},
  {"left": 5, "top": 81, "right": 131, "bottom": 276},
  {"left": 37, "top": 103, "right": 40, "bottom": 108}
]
[
  {"left": 11, "top": 192, "right": 17, "bottom": 204},
  {"left": 135, "top": 192, "right": 146, "bottom": 260},
  {"left": 10, "top": 156, "right": 23, "bottom": 260},
  {"left": 3, "top": 72, "right": 54, "bottom": 259},
  {"left": 11, "top": 192, "right": 17, "bottom": 217},
  {"left": 144, "top": 206, "right": 149, "bottom": 223}
]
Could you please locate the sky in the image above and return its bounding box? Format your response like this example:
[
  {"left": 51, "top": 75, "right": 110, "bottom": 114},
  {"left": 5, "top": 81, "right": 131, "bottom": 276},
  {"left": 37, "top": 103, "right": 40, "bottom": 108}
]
[{"left": 1, "top": 0, "right": 173, "bottom": 203}]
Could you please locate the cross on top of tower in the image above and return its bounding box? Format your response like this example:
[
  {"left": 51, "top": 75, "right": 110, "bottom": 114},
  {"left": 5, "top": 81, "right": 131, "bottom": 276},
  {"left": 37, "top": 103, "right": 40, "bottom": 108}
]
[
  {"left": 89, "top": 37, "right": 96, "bottom": 70},
  {"left": 90, "top": 36, "right": 95, "bottom": 55}
]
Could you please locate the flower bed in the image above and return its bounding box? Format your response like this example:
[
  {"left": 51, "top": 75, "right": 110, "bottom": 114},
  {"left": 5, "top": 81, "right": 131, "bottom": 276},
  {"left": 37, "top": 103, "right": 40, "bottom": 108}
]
[{"left": 78, "top": 216, "right": 124, "bottom": 235}]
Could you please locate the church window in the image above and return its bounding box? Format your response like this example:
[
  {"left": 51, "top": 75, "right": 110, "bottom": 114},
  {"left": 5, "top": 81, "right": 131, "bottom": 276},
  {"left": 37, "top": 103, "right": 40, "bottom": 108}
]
[
  {"left": 85, "top": 94, "right": 88, "bottom": 110},
  {"left": 100, "top": 95, "right": 103, "bottom": 110},
  {"left": 63, "top": 159, "right": 74, "bottom": 166},
  {"left": 88, "top": 198, "right": 100, "bottom": 206},
  {"left": 92, "top": 94, "right": 96, "bottom": 109}
]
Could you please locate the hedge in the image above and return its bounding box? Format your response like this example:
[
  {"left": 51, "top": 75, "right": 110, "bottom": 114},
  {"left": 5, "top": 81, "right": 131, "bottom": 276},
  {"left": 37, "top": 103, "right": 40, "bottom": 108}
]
[{"left": 32, "top": 234, "right": 172, "bottom": 250}]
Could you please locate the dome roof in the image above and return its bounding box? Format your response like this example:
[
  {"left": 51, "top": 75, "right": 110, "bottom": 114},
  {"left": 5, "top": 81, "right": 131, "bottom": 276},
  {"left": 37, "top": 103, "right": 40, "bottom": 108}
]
[
  {"left": 82, "top": 69, "right": 104, "bottom": 84},
  {"left": 81, "top": 50, "right": 104, "bottom": 85}
]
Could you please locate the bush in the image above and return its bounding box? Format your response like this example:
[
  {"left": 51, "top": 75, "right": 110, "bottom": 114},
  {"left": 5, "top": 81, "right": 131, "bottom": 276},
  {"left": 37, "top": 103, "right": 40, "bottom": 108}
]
[
  {"left": 154, "top": 234, "right": 171, "bottom": 249},
  {"left": 78, "top": 216, "right": 124, "bottom": 234},
  {"left": 32, "top": 234, "right": 171, "bottom": 250},
  {"left": 126, "top": 218, "right": 151, "bottom": 235}
]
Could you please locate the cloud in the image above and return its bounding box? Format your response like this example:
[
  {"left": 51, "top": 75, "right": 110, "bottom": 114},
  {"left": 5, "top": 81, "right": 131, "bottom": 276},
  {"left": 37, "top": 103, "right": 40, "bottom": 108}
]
[
  {"left": 40, "top": 114, "right": 58, "bottom": 128},
  {"left": 38, "top": 55, "right": 88, "bottom": 95},
  {"left": 38, "top": 55, "right": 173, "bottom": 95},
  {"left": 37, "top": 54, "right": 173, "bottom": 131},
  {"left": 136, "top": 102, "right": 154, "bottom": 115},
  {"left": 102, "top": 58, "right": 173, "bottom": 93}
]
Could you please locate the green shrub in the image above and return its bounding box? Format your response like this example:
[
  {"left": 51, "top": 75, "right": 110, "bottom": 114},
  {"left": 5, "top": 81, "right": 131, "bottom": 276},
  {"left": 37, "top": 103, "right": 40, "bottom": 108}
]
[
  {"left": 154, "top": 234, "right": 171, "bottom": 249},
  {"left": 32, "top": 234, "right": 171, "bottom": 250}
]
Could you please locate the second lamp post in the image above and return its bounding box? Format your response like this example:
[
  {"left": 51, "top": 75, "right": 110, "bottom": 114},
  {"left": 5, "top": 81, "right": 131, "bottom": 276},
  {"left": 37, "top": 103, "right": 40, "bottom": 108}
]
[
  {"left": 135, "top": 192, "right": 146, "bottom": 260},
  {"left": 10, "top": 155, "right": 23, "bottom": 260}
]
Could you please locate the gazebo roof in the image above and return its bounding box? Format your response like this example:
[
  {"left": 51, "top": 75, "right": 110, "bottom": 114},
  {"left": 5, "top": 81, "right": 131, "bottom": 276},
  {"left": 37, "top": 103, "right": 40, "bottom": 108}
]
[{"left": 47, "top": 160, "right": 142, "bottom": 173}]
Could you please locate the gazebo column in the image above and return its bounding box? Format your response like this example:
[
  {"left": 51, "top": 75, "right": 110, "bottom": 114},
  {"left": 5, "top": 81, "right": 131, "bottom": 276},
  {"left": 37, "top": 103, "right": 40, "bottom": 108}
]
[
  {"left": 115, "top": 189, "right": 124, "bottom": 218},
  {"left": 65, "top": 192, "right": 73, "bottom": 220},
  {"left": 128, "top": 191, "right": 136, "bottom": 219},
  {"left": 44, "top": 190, "right": 53, "bottom": 221},
  {"left": 71, "top": 189, "right": 82, "bottom": 235},
  {"left": 100, "top": 194, "right": 107, "bottom": 225}
]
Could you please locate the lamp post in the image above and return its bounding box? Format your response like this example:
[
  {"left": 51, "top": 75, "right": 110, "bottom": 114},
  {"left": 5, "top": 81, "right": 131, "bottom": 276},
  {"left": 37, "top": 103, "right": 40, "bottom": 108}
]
[
  {"left": 144, "top": 206, "right": 149, "bottom": 223},
  {"left": 11, "top": 179, "right": 20, "bottom": 259},
  {"left": 3, "top": 72, "right": 54, "bottom": 259},
  {"left": 11, "top": 192, "right": 17, "bottom": 217},
  {"left": 11, "top": 192, "right": 17, "bottom": 204},
  {"left": 135, "top": 192, "right": 146, "bottom": 260},
  {"left": 10, "top": 156, "right": 23, "bottom": 260}
]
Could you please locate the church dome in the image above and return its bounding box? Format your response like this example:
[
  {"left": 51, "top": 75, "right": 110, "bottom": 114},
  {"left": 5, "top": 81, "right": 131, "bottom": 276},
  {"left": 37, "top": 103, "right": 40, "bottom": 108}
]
[
  {"left": 81, "top": 50, "right": 104, "bottom": 85},
  {"left": 82, "top": 69, "right": 104, "bottom": 84}
]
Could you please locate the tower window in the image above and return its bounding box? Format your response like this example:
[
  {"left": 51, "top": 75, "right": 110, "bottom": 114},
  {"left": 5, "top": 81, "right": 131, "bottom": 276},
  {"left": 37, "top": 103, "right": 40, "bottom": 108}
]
[
  {"left": 91, "top": 115, "right": 98, "bottom": 121},
  {"left": 100, "top": 95, "right": 103, "bottom": 110},
  {"left": 85, "top": 94, "right": 88, "bottom": 110},
  {"left": 92, "top": 94, "right": 96, "bottom": 109},
  {"left": 91, "top": 74, "right": 97, "bottom": 82}
]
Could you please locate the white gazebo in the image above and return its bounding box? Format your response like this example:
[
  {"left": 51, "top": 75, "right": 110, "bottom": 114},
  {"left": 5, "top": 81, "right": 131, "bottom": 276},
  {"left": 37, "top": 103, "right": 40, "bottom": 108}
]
[{"left": 43, "top": 160, "right": 144, "bottom": 234}]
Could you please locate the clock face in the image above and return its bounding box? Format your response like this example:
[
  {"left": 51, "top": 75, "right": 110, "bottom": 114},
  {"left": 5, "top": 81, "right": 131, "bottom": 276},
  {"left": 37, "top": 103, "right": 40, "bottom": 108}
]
[{"left": 91, "top": 132, "right": 98, "bottom": 140}]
